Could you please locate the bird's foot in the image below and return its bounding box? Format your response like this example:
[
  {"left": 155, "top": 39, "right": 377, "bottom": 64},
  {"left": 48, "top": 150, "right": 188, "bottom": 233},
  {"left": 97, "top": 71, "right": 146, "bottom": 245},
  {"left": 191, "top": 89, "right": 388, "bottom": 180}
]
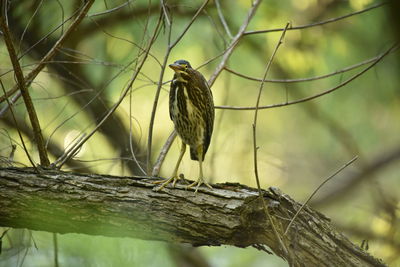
[
  {"left": 152, "top": 174, "right": 187, "bottom": 191},
  {"left": 186, "top": 177, "right": 212, "bottom": 193}
]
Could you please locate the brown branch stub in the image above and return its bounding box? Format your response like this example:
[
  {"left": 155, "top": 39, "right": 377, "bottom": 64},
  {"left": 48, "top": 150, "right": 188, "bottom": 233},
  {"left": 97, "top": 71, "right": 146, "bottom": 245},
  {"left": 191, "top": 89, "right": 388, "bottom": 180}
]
[{"left": 0, "top": 167, "right": 386, "bottom": 267}]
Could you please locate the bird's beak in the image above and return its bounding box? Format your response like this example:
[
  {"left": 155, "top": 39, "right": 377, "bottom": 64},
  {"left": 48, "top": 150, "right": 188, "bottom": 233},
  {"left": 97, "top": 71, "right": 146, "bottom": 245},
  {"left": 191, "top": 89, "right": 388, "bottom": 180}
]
[{"left": 169, "top": 63, "right": 184, "bottom": 72}]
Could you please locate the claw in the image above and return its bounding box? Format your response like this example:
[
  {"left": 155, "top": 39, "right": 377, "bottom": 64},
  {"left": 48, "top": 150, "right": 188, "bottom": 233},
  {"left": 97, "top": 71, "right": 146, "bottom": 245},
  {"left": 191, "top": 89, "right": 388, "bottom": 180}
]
[
  {"left": 186, "top": 177, "right": 212, "bottom": 193},
  {"left": 152, "top": 176, "right": 179, "bottom": 191}
]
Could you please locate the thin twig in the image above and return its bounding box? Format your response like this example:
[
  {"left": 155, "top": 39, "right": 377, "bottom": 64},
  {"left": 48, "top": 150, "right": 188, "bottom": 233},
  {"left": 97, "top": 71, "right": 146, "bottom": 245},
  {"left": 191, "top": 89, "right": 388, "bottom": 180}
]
[
  {"left": 87, "top": 18, "right": 163, "bottom": 68},
  {"left": 252, "top": 23, "right": 290, "bottom": 258},
  {"left": 47, "top": 50, "right": 150, "bottom": 167},
  {"left": 55, "top": 0, "right": 65, "bottom": 36},
  {"left": 208, "top": 0, "right": 262, "bottom": 87},
  {"left": 88, "top": 0, "right": 135, "bottom": 17},
  {"left": 204, "top": 9, "right": 228, "bottom": 48},
  {"left": 312, "top": 147, "right": 400, "bottom": 207},
  {"left": 196, "top": 50, "right": 226, "bottom": 70},
  {"left": 244, "top": 2, "right": 386, "bottom": 35},
  {"left": 17, "top": 0, "right": 44, "bottom": 56},
  {"left": 129, "top": 89, "right": 147, "bottom": 175},
  {"left": 0, "top": 91, "right": 21, "bottom": 118},
  {"left": 223, "top": 48, "right": 396, "bottom": 83},
  {"left": 284, "top": 156, "right": 358, "bottom": 235},
  {"left": 215, "top": 43, "right": 398, "bottom": 111},
  {"left": 146, "top": 22, "right": 173, "bottom": 174},
  {"left": 215, "top": 0, "right": 233, "bottom": 39},
  {"left": 169, "top": 0, "right": 210, "bottom": 50},
  {"left": 17, "top": 5, "right": 83, "bottom": 60},
  {"left": 160, "top": 0, "right": 171, "bottom": 26},
  {"left": 0, "top": 80, "right": 37, "bottom": 170},
  {"left": 53, "top": 133, "right": 86, "bottom": 168},
  {"left": 0, "top": 16, "right": 50, "bottom": 167},
  {"left": 55, "top": 10, "right": 164, "bottom": 169},
  {"left": 47, "top": 13, "right": 159, "bottom": 168},
  {"left": 0, "top": 0, "right": 94, "bottom": 105}
]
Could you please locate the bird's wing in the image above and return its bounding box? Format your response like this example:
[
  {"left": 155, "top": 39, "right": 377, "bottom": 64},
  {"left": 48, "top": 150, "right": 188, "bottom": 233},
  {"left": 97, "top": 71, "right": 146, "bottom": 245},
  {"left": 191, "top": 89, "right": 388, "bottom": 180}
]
[
  {"left": 188, "top": 71, "right": 214, "bottom": 156},
  {"left": 203, "top": 78, "right": 214, "bottom": 156},
  {"left": 169, "top": 75, "right": 177, "bottom": 120}
]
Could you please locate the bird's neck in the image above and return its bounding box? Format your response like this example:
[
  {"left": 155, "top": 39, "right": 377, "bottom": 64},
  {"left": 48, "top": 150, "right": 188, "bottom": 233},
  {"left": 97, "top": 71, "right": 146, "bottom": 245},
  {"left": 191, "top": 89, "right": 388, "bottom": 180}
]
[{"left": 174, "top": 72, "right": 188, "bottom": 83}]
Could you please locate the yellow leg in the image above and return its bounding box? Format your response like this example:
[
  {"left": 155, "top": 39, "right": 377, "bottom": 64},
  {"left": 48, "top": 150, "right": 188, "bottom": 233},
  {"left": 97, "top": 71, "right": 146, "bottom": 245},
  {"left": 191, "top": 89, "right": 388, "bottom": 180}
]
[
  {"left": 187, "top": 145, "right": 212, "bottom": 193},
  {"left": 153, "top": 141, "right": 186, "bottom": 190}
]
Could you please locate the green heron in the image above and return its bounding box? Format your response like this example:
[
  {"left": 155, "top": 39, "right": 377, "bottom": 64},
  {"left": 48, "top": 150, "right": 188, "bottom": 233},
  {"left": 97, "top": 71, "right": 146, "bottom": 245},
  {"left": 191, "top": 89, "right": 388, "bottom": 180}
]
[{"left": 156, "top": 59, "right": 214, "bottom": 192}]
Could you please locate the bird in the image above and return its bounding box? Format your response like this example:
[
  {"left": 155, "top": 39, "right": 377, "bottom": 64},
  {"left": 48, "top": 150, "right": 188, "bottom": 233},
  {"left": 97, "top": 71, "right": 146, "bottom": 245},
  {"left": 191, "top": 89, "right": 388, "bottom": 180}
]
[{"left": 156, "top": 59, "right": 214, "bottom": 192}]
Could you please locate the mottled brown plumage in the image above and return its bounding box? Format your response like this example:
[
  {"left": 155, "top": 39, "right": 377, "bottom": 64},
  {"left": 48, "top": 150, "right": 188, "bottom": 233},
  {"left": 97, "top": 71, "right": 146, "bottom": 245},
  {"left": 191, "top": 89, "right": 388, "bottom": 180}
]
[{"left": 156, "top": 59, "right": 214, "bottom": 192}]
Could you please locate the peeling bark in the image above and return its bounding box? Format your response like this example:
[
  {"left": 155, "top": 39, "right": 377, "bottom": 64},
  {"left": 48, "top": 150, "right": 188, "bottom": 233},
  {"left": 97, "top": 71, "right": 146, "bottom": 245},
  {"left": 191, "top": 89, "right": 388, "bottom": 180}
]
[{"left": 0, "top": 168, "right": 386, "bottom": 266}]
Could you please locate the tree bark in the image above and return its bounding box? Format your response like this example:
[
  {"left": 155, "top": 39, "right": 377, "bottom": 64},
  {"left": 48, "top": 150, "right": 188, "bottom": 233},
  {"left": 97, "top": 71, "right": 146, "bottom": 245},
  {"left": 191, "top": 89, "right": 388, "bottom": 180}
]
[{"left": 0, "top": 167, "right": 386, "bottom": 267}]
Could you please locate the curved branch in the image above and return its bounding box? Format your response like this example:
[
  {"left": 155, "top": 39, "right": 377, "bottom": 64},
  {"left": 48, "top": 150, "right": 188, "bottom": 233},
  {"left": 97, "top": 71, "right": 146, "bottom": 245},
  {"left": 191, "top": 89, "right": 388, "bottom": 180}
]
[
  {"left": 244, "top": 3, "right": 386, "bottom": 36},
  {"left": 0, "top": 167, "right": 387, "bottom": 267},
  {"left": 215, "top": 44, "right": 397, "bottom": 111},
  {"left": 208, "top": 0, "right": 262, "bottom": 86},
  {"left": 223, "top": 49, "right": 394, "bottom": 84}
]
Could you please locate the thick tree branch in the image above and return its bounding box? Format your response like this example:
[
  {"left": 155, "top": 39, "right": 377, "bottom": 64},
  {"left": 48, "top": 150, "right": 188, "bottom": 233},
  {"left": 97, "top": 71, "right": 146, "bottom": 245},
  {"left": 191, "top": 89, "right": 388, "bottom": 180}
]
[{"left": 0, "top": 168, "right": 386, "bottom": 267}]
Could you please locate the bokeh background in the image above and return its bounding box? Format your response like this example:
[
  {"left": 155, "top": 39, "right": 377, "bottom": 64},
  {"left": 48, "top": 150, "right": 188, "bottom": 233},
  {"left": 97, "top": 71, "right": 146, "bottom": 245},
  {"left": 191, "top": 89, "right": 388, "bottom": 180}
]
[{"left": 1, "top": 0, "right": 399, "bottom": 266}]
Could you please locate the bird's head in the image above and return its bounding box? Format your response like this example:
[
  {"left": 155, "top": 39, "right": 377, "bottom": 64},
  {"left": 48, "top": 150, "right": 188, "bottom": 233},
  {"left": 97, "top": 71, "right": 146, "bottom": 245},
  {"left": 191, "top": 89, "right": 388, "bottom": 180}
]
[{"left": 169, "top": 60, "right": 192, "bottom": 77}]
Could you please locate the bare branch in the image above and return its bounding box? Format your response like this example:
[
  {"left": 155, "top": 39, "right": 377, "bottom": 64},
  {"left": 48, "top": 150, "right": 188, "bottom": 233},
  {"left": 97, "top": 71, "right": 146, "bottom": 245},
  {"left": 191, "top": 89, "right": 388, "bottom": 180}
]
[
  {"left": 0, "top": 16, "right": 50, "bottom": 167},
  {"left": 284, "top": 156, "right": 358, "bottom": 235},
  {"left": 244, "top": 2, "right": 386, "bottom": 36},
  {"left": 223, "top": 48, "right": 396, "bottom": 83},
  {"left": 87, "top": 0, "right": 135, "bottom": 17},
  {"left": 208, "top": 0, "right": 262, "bottom": 87},
  {"left": 0, "top": 0, "right": 94, "bottom": 105},
  {"left": 215, "top": 0, "right": 233, "bottom": 39},
  {"left": 129, "top": 90, "right": 147, "bottom": 176},
  {"left": 312, "top": 147, "right": 400, "bottom": 208},
  {"left": 215, "top": 43, "right": 398, "bottom": 111},
  {"left": 0, "top": 80, "right": 37, "bottom": 170},
  {"left": 169, "top": 0, "right": 210, "bottom": 50},
  {"left": 54, "top": 10, "right": 164, "bottom": 169},
  {"left": 252, "top": 22, "right": 290, "bottom": 260},
  {"left": 160, "top": 0, "right": 171, "bottom": 26}
]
